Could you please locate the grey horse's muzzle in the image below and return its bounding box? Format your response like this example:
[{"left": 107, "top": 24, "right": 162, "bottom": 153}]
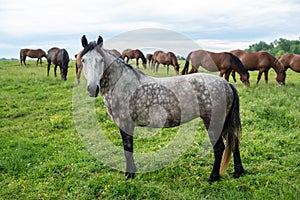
[{"left": 87, "top": 84, "right": 100, "bottom": 97}]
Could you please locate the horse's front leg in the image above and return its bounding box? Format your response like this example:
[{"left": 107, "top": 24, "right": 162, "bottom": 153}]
[
  {"left": 231, "top": 70, "right": 237, "bottom": 84},
  {"left": 155, "top": 63, "right": 159, "bottom": 72},
  {"left": 264, "top": 69, "right": 269, "bottom": 84},
  {"left": 47, "top": 62, "right": 51, "bottom": 76},
  {"left": 224, "top": 70, "right": 231, "bottom": 82},
  {"left": 136, "top": 58, "right": 139, "bottom": 69},
  {"left": 120, "top": 128, "right": 136, "bottom": 179}
]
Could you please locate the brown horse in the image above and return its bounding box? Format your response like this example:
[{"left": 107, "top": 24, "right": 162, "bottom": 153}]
[
  {"left": 146, "top": 53, "right": 153, "bottom": 68},
  {"left": 110, "top": 49, "right": 122, "bottom": 58},
  {"left": 152, "top": 50, "right": 180, "bottom": 75},
  {"left": 231, "top": 50, "right": 286, "bottom": 85},
  {"left": 20, "top": 48, "right": 47, "bottom": 66},
  {"left": 75, "top": 51, "right": 83, "bottom": 84},
  {"left": 278, "top": 53, "right": 300, "bottom": 73},
  {"left": 47, "top": 47, "right": 70, "bottom": 81},
  {"left": 122, "top": 49, "right": 147, "bottom": 69},
  {"left": 181, "top": 50, "right": 250, "bottom": 86}
]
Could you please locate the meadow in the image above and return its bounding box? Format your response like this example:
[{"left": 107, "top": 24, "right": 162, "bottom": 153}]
[{"left": 0, "top": 60, "right": 299, "bottom": 199}]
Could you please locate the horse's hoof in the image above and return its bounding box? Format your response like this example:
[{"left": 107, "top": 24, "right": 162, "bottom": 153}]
[
  {"left": 207, "top": 174, "right": 220, "bottom": 184},
  {"left": 125, "top": 172, "right": 135, "bottom": 179},
  {"left": 233, "top": 168, "right": 245, "bottom": 179}
]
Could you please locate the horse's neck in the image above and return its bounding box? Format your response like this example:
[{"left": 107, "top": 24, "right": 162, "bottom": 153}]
[
  {"left": 100, "top": 52, "right": 143, "bottom": 95},
  {"left": 270, "top": 56, "right": 282, "bottom": 73}
]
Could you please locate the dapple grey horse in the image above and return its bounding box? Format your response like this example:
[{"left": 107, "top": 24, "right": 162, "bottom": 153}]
[{"left": 80, "top": 35, "right": 245, "bottom": 183}]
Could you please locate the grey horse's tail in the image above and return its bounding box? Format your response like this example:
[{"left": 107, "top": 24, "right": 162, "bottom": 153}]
[
  {"left": 181, "top": 52, "right": 192, "bottom": 75},
  {"left": 220, "top": 84, "right": 241, "bottom": 175}
]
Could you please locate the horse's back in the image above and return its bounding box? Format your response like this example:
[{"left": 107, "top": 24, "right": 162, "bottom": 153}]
[
  {"left": 280, "top": 53, "right": 300, "bottom": 72},
  {"left": 47, "top": 47, "right": 61, "bottom": 63},
  {"left": 231, "top": 50, "right": 261, "bottom": 70},
  {"left": 20, "top": 48, "right": 29, "bottom": 56}
]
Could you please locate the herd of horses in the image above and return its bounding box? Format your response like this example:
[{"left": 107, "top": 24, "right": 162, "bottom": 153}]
[
  {"left": 20, "top": 45, "right": 299, "bottom": 85},
  {"left": 19, "top": 35, "right": 299, "bottom": 183}
]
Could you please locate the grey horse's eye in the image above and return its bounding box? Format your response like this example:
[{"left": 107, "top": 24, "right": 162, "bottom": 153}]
[{"left": 81, "top": 58, "right": 85, "bottom": 63}]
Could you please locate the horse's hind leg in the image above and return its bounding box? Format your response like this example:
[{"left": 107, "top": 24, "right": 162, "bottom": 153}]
[
  {"left": 120, "top": 128, "right": 136, "bottom": 179},
  {"left": 256, "top": 68, "right": 264, "bottom": 85},
  {"left": 233, "top": 139, "right": 245, "bottom": 178},
  {"left": 54, "top": 65, "right": 58, "bottom": 77},
  {"left": 208, "top": 136, "right": 225, "bottom": 183},
  {"left": 201, "top": 117, "right": 224, "bottom": 183}
]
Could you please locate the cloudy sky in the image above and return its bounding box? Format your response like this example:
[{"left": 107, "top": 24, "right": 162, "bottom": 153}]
[{"left": 0, "top": 0, "right": 299, "bottom": 58}]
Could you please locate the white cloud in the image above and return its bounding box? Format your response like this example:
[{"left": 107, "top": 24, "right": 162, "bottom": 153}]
[{"left": 0, "top": 0, "right": 299, "bottom": 58}]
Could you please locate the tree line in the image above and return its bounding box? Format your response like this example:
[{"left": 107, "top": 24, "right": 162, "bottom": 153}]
[{"left": 246, "top": 38, "right": 300, "bottom": 57}]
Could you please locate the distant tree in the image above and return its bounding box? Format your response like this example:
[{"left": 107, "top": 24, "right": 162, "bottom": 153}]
[
  {"left": 247, "top": 41, "right": 272, "bottom": 52},
  {"left": 246, "top": 38, "right": 300, "bottom": 57}
]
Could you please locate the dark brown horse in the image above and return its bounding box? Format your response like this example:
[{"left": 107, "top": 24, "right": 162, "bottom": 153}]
[
  {"left": 152, "top": 50, "right": 180, "bottom": 75},
  {"left": 20, "top": 48, "right": 47, "bottom": 66},
  {"left": 122, "top": 49, "right": 147, "bottom": 69},
  {"left": 231, "top": 50, "right": 286, "bottom": 85},
  {"left": 278, "top": 53, "right": 300, "bottom": 73},
  {"left": 182, "top": 50, "right": 250, "bottom": 86},
  {"left": 47, "top": 47, "right": 70, "bottom": 81}
]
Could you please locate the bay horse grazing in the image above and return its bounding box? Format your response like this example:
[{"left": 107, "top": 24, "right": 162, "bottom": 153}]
[
  {"left": 110, "top": 49, "right": 122, "bottom": 59},
  {"left": 80, "top": 35, "right": 245, "bottom": 183},
  {"left": 182, "top": 50, "right": 250, "bottom": 87},
  {"left": 47, "top": 47, "right": 70, "bottom": 81},
  {"left": 122, "top": 49, "right": 147, "bottom": 69},
  {"left": 20, "top": 48, "right": 47, "bottom": 66},
  {"left": 146, "top": 53, "right": 153, "bottom": 68},
  {"left": 152, "top": 50, "right": 180, "bottom": 75},
  {"left": 278, "top": 53, "right": 300, "bottom": 73},
  {"left": 230, "top": 50, "right": 286, "bottom": 85}
]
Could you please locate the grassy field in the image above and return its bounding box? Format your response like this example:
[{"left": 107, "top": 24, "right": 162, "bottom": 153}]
[{"left": 0, "top": 60, "right": 299, "bottom": 199}]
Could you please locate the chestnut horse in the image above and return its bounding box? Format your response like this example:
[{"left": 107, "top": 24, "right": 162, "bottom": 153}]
[
  {"left": 278, "top": 53, "right": 300, "bottom": 73},
  {"left": 75, "top": 51, "right": 83, "bottom": 84},
  {"left": 20, "top": 48, "right": 47, "bottom": 66},
  {"left": 152, "top": 50, "right": 180, "bottom": 75},
  {"left": 231, "top": 50, "right": 286, "bottom": 85},
  {"left": 47, "top": 47, "right": 70, "bottom": 81},
  {"left": 122, "top": 49, "right": 147, "bottom": 69},
  {"left": 182, "top": 50, "right": 250, "bottom": 86}
]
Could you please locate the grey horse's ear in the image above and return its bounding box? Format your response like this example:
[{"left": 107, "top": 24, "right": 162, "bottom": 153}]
[
  {"left": 97, "top": 36, "right": 103, "bottom": 47},
  {"left": 81, "top": 35, "right": 88, "bottom": 48}
]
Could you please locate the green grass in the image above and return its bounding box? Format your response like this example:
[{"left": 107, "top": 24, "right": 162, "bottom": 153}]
[{"left": 0, "top": 60, "right": 299, "bottom": 199}]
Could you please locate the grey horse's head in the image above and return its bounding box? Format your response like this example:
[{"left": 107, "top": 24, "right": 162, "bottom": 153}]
[{"left": 80, "top": 35, "right": 104, "bottom": 97}]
